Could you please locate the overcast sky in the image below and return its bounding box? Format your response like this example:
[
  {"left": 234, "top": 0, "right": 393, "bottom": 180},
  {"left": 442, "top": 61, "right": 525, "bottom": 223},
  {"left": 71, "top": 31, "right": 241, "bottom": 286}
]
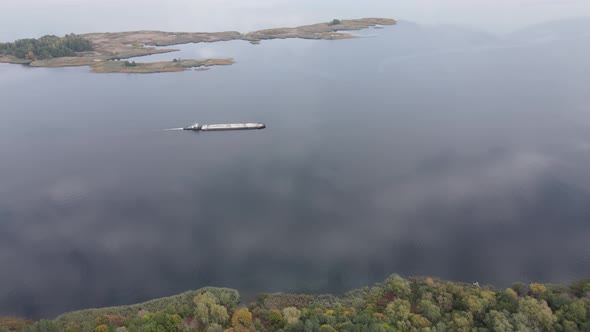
[{"left": 1, "top": 0, "right": 590, "bottom": 40}]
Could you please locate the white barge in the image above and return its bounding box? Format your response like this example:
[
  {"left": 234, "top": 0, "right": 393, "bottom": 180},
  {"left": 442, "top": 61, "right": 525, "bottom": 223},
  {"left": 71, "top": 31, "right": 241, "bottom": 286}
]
[{"left": 183, "top": 122, "right": 266, "bottom": 131}]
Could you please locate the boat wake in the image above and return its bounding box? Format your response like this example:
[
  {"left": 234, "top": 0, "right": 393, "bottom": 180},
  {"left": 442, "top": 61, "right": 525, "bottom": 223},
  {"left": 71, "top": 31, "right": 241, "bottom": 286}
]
[{"left": 161, "top": 128, "right": 184, "bottom": 131}]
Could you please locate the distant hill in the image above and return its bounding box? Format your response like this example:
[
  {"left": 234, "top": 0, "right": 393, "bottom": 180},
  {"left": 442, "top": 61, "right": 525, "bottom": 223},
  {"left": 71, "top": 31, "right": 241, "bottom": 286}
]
[{"left": 506, "top": 16, "right": 590, "bottom": 42}]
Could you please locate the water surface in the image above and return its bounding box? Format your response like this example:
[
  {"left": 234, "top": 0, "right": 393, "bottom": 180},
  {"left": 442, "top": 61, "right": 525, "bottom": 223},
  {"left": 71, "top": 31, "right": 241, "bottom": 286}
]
[{"left": 1, "top": 19, "right": 590, "bottom": 318}]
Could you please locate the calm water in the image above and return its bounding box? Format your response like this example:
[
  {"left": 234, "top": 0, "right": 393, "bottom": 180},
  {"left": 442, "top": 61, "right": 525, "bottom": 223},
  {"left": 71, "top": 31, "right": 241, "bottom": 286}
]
[{"left": 1, "top": 17, "right": 590, "bottom": 318}]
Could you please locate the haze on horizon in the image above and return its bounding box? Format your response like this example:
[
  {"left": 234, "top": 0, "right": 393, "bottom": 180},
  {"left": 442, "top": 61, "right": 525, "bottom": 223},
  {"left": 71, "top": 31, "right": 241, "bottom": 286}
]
[{"left": 1, "top": 0, "right": 590, "bottom": 41}]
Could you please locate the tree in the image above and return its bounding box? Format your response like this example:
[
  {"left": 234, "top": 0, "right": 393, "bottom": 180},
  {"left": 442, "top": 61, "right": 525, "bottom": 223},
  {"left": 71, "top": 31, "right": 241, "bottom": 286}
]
[
  {"left": 447, "top": 311, "right": 473, "bottom": 332},
  {"left": 512, "top": 283, "right": 529, "bottom": 297},
  {"left": 485, "top": 310, "right": 514, "bottom": 332},
  {"left": 231, "top": 308, "right": 252, "bottom": 327},
  {"left": 319, "top": 324, "right": 336, "bottom": 332},
  {"left": 206, "top": 323, "right": 223, "bottom": 332},
  {"left": 328, "top": 19, "right": 341, "bottom": 26},
  {"left": 530, "top": 283, "right": 547, "bottom": 298},
  {"left": 304, "top": 319, "right": 317, "bottom": 332},
  {"left": 497, "top": 288, "right": 519, "bottom": 313},
  {"left": 385, "top": 274, "right": 412, "bottom": 299},
  {"left": 283, "top": 307, "right": 302, "bottom": 325},
  {"left": 22, "top": 320, "right": 60, "bottom": 332},
  {"left": 0, "top": 34, "right": 93, "bottom": 60},
  {"left": 560, "top": 300, "right": 587, "bottom": 325},
  {"left": 385, "top": 299, "right": 411, "bottom": 321},
  {"left": 418, "top": 300, "right": 441, "bottom": 322},
  {"left": 513, "top": 298, "right": 556, "bottom": 332},
  {"left": 193, "top": 292, "right": 229, "bottom": 328},
  {"left": 267, "top": 310, "right": 284, "bottom": 329},
  {"left": 194, "top": 302, "right": 209, "bottom": 325},
  {"left": 409, "top": 314, "right": 431, "bottom": 329},
  {"left": 210, "top": 304, "right": 229, "bottom": 325},
  {"left": 94, "top": 325, "right": 108, "bottom": 332},
  {"left": 25, "top": 51, "right": 35, "bottom": 60}
]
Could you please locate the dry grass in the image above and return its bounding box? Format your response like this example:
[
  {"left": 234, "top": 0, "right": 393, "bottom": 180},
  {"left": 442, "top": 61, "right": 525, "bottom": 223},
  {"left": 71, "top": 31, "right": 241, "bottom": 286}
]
[{"left": 90, "top": 58, "right": 235, "bottom": 73}]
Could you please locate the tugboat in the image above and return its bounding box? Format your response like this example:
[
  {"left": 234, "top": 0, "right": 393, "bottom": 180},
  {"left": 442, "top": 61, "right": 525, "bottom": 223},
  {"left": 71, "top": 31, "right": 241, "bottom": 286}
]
[{"left": 183, "top": 122, "right": 266, "bottom": 131}]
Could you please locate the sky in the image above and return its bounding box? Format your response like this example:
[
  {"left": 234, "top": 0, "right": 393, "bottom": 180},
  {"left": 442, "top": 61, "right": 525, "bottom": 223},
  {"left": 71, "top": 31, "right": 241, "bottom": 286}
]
[{"left": 1, "top": 0, "right": 590, "bottom": 40}]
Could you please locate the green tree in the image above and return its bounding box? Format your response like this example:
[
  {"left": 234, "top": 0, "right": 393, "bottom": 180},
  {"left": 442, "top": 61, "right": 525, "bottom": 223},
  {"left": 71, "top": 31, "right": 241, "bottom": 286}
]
[
  {"left": 559, "top": 300, "right": 587, "bottom": 326},
  {"left": 385, "top": 299, "right": 411, "bottom": 321},
  {"left": 209, "top": 304, "right": 229, "bottom": 325},
  {"left": 385, "top": 274, "right": 411, "bottom": 299},
  {"left": 319, "top": 324, "right": 336, "bottom": 332},
  {"left": 447, "top": 311, "right": 473, "bottom": 332},
  {"left": 514, "top": 298, "right": 556, "bottom": 332},
  {"left": 485, "top": 310, "right": 514, "bottom": 332},
  {"left": 418, "top": 300, "right": 441, "bottom": 322},
  {"left": 206, "top": 323, "right": 223, "bottom": 332},
  {"left": 512, "top": 283, "right": 529, "bottom": 297},
  {"left": 409, "top": 314, "right": 431, "bottom": 329}
]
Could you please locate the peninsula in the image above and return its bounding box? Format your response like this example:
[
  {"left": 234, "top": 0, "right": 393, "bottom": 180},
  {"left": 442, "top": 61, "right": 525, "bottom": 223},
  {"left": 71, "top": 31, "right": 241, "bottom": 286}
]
[
  {"left": 0, "top": 18, "right": 395, "bottom": 74},
  {"left": 2, "top": 274, "right": 589, "bottom": 331}
]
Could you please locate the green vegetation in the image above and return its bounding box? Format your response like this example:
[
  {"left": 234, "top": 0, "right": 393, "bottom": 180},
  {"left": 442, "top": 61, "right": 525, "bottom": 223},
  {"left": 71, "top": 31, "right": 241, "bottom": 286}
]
[
  {"left": 1, "top": 275, "right": 589, "bottom": 331},
  {"left": 328, "top": 19, "right": 341, "bottom": 26},
  {"left": 0, "top": 34, "right": 93, "bottom": 60}
]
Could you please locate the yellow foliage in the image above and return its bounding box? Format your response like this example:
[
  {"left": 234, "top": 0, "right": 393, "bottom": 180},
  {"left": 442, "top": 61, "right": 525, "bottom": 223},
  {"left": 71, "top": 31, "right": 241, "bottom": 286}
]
[
  {"left": 194, "top": 292, "right": 218, "bottom": 306},
  {"left": 267, "top": 310, "right": 282, "bottom": 324},
  {"left": 283, "top": 307, "right": 301, "bottom": 325},
  {"left": 373, "top": 312, "right": 385, "bottom": 319},
  {"left": 481, "top": 290, "right": 496, "bottom": 300},
  {"left": 94, "top": 316, "right": 107, "bottom": 325},
  {"left": 325, "top": 309, "right": 335, "bottom": 316},
  {"left": 64, "top": 322, "right": 81, "bottom": 332},
  {"left": 25, "top": 51, "right": 35, "bottom": 60},
  {"left": 0, "top": 317, "right": 34, "bottom": 331},
  {"left": 319, "top": 324, "right": 337, "bottom": 332},
  {"left": 505, "top": 288, "right": 518, "bottom": 299},
  {"left": 94, "top": 324, "right": 108, "bottom": 332},
  {"left": 424, "top": 277, "right": 434, "bottom": 285},
  {"left": 231, "top": 308, "right": 252, "bottom": 327},
  {"left": 410, "top": 314, "right": 431, "bottom": 328},
  {"left": 530, "top": 283, "right": 547, "bottom": 296}
]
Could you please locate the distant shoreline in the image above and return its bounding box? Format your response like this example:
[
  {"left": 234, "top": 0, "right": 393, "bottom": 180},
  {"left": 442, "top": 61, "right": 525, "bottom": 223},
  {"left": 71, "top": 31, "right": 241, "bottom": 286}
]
[{"left": 0, "top": 18, "right": 395, "bottom": 74}]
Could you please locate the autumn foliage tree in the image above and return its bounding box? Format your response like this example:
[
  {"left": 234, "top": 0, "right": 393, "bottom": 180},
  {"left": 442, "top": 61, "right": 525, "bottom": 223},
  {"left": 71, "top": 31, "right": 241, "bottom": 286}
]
[{"left": 231, "top": 308, "right": 252, "bottom": 327}]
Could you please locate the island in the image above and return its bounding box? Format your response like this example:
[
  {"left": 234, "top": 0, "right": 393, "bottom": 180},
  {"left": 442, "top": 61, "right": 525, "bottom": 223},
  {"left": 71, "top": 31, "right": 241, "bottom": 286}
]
[
  {"left": 1, "top": 274, "right": 589, "bottom": 331},
  {"left": 0, "top": 18, "right": 396, "bottom": 74}
]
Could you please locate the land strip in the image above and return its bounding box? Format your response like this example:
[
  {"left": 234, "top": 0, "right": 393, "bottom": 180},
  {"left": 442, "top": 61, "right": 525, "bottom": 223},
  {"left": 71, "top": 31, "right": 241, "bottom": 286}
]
[{"left": 0, "top": 18, "right": 395, "bottom": 73}]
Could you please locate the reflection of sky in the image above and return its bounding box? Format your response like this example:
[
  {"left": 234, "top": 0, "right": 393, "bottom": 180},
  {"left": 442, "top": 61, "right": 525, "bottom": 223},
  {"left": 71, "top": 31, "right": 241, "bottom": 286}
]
[
  {"left": 1, "top": 0, "right": 590, "bottom": 40},
  {"left": 2, "top": 3, "right": 590, "bottom": 321}
]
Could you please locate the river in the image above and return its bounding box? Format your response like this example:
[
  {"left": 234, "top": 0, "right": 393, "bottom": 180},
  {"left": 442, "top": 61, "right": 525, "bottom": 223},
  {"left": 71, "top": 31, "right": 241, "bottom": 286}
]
[{"left": 1, "top": 1, "right": 590, "bottom": 319}]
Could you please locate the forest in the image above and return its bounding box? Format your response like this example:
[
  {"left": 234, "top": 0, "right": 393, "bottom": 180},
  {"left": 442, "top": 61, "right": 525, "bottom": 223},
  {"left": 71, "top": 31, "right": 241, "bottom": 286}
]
[
  {"left": 1, "top": 274, "right": 589, "bottom": 332},
  {"left": 0, "top": 34, "right": 93, "bottom": 60}
]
